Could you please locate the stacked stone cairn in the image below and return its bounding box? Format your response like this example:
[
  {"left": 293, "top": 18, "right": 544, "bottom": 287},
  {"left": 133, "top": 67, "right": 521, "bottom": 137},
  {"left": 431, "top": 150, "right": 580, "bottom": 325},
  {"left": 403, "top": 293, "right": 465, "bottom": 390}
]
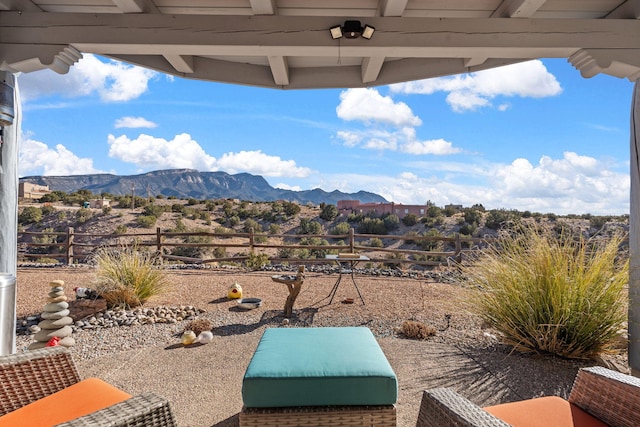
[{"left": 28, "top": 280, "right": 75, "bottom": 350}]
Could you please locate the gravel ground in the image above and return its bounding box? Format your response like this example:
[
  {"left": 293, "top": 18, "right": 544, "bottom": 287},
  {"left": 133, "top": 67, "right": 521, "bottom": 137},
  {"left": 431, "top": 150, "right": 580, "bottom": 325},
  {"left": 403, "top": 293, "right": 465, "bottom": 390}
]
[
  {"left": 15, "top": 265, "right": 487, "bottom": 358},
  {"left": 12, "top": 265, "right": 630, "bottom": 427}
]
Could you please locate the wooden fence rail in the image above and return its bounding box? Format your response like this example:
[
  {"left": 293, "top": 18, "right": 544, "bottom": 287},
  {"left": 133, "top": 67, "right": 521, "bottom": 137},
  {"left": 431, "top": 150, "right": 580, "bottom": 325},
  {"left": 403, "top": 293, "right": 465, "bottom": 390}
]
[{"left": 18, "top": 227, "right": 486, "bottom": 268}]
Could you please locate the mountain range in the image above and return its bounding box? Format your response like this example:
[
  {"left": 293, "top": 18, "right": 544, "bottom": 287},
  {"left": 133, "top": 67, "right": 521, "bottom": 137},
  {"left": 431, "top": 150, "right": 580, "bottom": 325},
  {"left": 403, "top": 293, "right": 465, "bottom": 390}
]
[{"left": 20, "top": 169, "right": 387, "bottom": 205}]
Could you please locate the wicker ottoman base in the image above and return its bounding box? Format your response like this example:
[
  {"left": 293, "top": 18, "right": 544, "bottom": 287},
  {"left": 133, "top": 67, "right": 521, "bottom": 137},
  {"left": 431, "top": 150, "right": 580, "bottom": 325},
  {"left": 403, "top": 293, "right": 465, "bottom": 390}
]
[{"left": 239, "top": 404, "right": 396, "bottom": 427}]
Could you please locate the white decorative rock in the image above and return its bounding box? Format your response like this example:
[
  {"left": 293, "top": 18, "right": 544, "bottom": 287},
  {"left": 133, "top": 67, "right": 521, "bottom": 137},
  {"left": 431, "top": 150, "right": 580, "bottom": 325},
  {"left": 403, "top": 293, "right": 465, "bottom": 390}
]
[
  {"left": 38, "top": 317, "right": 73, "bottom": 329},
  {"left": 41, "top": 309, "right": 70, "bottom": 320},
  {"left": 34, "top": 325, "right": 73, "bottom": 341},
  {"left": 44, "top": 301, "right": 69, "bottom": 312}
]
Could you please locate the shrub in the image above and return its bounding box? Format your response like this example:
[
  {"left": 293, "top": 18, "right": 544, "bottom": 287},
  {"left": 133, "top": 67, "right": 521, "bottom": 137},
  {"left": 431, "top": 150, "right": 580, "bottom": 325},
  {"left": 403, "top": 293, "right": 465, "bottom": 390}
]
[
  {"left": 368, "top": 237, "right": 383, "bottom": 248},
  {"left": 75, "top": 207, "right": 93, "bottom": 223},
  {"left": 282, "top": 201, "right": 301, "bottom": 217},
  {"left": 92, "top": 246, "right": 169, "bottom": 308},
  {"left": 330, "top": 222, "right": 350, "bottom": 236},
  {"left": 244, "top": 218, "right": 261, "bottom": 233},
  {"left": 114, "top": 224, "right": 128, "bottom": 235},
  {"left": 299, "top": 218, "right": 322, "bottom": 234},
  {"left": 143, "top": 204, "right": 165, "bottom": 218},
  {"left": 245, "top": 252, "right": 270, "bottom": 270},
  {"left": 102, "top": 206, "right": 112, "bottom": 215},
  {"left": 399, "top": 320, "right": 436, "bottom": 340},
  {"left": 41, "top": 204, "right": 56, "bottom": 216},
  {"left": 319, "top": 203, "right": 338, "bottom": 221},
  {"left": 184, "top": 319, "right": 212, "bottom": 335},
  {"left": 461, "top": 225, "right": 628, "bottom": 359},
  {"left": 402, "top": 213, "right": 419, "bottom": 226},
  {"left": 383, "top": 214, "right": 400, "bottom": 231},
  {"left": 19, "top": 206, "right": 42, "bottom": 224},
  {"left": 136, "top": 215, "right": 157, "bottom": 228}
]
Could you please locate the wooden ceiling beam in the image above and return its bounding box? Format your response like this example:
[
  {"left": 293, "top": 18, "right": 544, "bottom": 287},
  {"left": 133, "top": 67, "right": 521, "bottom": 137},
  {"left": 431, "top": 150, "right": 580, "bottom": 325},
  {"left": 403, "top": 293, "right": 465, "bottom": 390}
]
[
  {"left": 361, "top": 56, "right": 384, "bottom": 83},
  {"left": 0, "top": 0, "right": 40, "bottom": 12},
  {"left": 379, "top": 0, "right": 408, "bottom": 17},
  {"left": 164, "top": 54, "right": 194, "bottom": 73},
  {"left": 250, "top": 0, "right": 277, "bottom": 15},
  {"left": 3, "top": 14, "right": 639, "bottom": 51},
  {"left": 267, "top": 55, "right": 289, "bottom": 85},
  {"left": 492, "top": 0, "right": 547, "bottom": 18}
]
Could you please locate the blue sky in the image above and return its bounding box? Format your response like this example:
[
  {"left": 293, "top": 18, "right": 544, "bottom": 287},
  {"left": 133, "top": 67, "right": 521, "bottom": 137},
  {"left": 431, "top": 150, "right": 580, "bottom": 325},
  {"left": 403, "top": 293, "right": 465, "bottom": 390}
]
[{"left": 17, "top": 55, "right": 633, "bottom": 215}]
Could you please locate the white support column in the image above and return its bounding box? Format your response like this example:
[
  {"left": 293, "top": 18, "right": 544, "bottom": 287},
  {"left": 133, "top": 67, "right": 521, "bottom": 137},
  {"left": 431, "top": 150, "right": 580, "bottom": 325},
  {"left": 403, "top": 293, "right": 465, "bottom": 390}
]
[
  {"left": 630, "top": 80, "right": 640, "bottom": 376},
  {"left": 0, "top": 71, "right": 18, "bottom": 355},
  {"left": 0, "top": 71, "right": 18, "bottom": 275}
]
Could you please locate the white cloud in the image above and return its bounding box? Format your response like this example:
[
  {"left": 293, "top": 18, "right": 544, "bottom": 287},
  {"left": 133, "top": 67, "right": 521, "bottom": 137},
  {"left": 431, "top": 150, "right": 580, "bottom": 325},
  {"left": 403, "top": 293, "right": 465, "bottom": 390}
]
[
  {"left": 19, "top": 137, "right": 105, "bottom": 176},
  {"left": 216, "top": 150, "right": 313, "bottom": 178},
  {"left": 108, "top": 133, "right": 312, "bottom": 178},
  {"left": 336, "top": 127, "right": 460, "bottom": 155},
  {"left": 274, "top": 183, "right": 302, "bottom": 191},
  {"left": 309, "top": 151, "right": 627, "bottom": 215},
  {"left": 336, "top": 88, "right": 422, "bottom": 126},
  {"left": 390, "top": 60, "right": 562, "bottom": 112},
  {"left": 114, "top": 116, "right": 158, "bottom": 129},
  {"left": 108, "top": 133, "right": 217, "bottom": 171},
  {"left": 401, "top": 138, "right": 461, "bottom": 155},
  {"left": 19, "top": 54, "right": 157, "bottom": 102}
]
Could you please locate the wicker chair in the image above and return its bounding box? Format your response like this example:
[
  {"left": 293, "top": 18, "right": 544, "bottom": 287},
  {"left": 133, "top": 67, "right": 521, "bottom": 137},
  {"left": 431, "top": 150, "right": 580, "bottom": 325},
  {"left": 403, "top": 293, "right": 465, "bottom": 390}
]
[
  {"left": 416, "top": 366, "right": 640, "bottom": 427},
  {"left": 0, "top": 346, "right": 177, "bottom": 427}
]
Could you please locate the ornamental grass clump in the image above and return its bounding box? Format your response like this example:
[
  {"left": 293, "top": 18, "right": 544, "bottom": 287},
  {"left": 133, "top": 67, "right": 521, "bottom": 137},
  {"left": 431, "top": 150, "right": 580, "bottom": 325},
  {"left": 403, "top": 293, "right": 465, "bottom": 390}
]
[
  {"left": 92, "top": 246, "right": 170, "bottom": 308},
  {"left": 462, "top": 225, "right": 628, "bottom": 360}
]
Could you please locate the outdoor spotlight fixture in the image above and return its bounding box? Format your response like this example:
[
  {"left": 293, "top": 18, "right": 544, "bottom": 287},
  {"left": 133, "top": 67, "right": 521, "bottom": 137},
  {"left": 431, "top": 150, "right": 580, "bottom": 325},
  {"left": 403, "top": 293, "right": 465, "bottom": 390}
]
[{"left": 330, "top": 20, "right": 375, "bottom": 40}]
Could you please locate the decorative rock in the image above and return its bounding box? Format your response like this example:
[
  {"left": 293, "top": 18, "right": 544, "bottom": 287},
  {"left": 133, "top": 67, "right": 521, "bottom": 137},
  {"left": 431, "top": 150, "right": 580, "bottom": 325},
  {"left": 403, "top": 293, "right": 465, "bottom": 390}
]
[
  {"left": 38, "top": 317, "right": 73, "bottom": 329},
  {"left": 59, "top": 337, "right": 76, "bottom": 347},
  {"left": 29, "top": 280, "right": 75, "bottom": 349},
  {"left": 44, "top": 301, "right": 69, "bottom": 312},
  {"left": 41, "top": 309, "right": 70, "bottom": 320},
  {"left": 27, "top": 341, "right": 48, "bottom": 350},
  {"left": 34, "top": 325, "right": 73, "bottom": 341}
]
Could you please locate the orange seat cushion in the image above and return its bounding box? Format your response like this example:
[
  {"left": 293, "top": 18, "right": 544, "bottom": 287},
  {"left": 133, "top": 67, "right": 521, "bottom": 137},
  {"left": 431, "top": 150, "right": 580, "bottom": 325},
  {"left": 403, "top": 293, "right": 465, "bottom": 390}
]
[
  {"left": 484, "top": 396, "right": 609, "bottom": 427},
  {"left": 0, "top": 377, "right": 132, "bottom": 427}
]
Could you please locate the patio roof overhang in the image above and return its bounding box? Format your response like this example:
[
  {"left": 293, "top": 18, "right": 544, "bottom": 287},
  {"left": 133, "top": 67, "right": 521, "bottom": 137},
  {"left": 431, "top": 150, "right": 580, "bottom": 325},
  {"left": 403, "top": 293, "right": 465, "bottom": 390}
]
[{"left": 1, "top": 1, "right": 640, "bottom": 88}]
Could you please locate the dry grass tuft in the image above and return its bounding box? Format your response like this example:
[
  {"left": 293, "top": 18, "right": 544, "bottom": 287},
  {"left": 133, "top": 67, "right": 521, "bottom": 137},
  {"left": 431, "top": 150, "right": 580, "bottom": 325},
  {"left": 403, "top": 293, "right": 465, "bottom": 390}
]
[
  {"left": 184, "top": 319, "right": 212, "bottom": 336},
  {"left": 399, "top": 320, "right": 436, "bottom": 340}
]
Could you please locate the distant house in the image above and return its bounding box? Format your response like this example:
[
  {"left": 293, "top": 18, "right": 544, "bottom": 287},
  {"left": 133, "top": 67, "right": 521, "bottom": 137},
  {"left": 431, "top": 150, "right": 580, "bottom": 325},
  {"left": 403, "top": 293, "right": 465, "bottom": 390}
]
[
  {"left": 337, "top": 200, "right": 428, "bottom": 219},
  {"left": 18, "top": 182, "right": 51, "bottom": 200},
  {"left": 89, "top": 198, "right": 110, "bottom": 209}
]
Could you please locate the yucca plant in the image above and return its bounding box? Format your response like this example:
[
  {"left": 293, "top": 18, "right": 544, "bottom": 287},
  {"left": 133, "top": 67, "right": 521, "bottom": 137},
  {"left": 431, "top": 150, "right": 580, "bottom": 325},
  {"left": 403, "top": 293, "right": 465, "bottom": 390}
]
[
  {"left": 461, "top": 225, "right": 628, "bottom": 359},
  {"left": 92, "top": 246, "right": 170, "bottom": 308}
]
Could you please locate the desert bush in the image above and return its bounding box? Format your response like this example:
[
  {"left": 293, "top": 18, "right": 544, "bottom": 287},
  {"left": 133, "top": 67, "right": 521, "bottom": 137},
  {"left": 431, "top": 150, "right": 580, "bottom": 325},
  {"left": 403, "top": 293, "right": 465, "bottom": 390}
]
[
  {"left": 92, "top": 246, "right": 169, "bottom": 308},
  {"left": 461, "top": 225, "right": 628, "bottom": 359},
  {"left": 136, "top": 215, "right": 157, "bottom": 228},
  {"left": 19, "top": 206, "right": 42, "bottom": 225},
  {"left": 299, "top": 218, "right": 323, "bottom": 234},
  {"left": 184, "top": 319, "right": 212, "bottom": 335},
  {"left": 245, "top": 252, "right": 270, "bottom": 270},
  {"left": 319, "top": 203, "right": 338, "bottom": 221},
  {"left": 383, "top": 214, "right": 400, "bottom": 231},
  {"left": 330, "top": 221, "right": 350, "bottom": 236},
  {"left": 41, "top": 204, "right": 57, "bottom": 216},
  {"left": 114, "top": 224, "right": 128, "bottom": 235},
  {"left": 102, "top": 206, "right": 112, "bottom": 215},
  {"left": 368, "top": 237, "right": 383, "bottom": 248},
  {"left": 75, "top": 207, "right": 93, "bottom": 223},
  {"left": 402, "top": 213, "right": 419, "bottom": 226},
  {"left": 399, "top": 320, "right": 436, "bottom": 340}
]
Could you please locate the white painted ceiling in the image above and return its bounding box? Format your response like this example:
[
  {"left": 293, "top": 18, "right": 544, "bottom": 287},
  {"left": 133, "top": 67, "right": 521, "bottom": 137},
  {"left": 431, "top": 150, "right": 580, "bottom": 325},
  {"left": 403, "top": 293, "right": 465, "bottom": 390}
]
[{"left": 1, "top": 0, "right": 640, "bottom": 88}]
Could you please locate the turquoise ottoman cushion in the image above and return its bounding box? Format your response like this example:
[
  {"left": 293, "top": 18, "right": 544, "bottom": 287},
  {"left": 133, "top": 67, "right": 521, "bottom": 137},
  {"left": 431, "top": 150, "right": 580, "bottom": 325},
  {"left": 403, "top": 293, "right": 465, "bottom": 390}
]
[{"left": 242, "top": 327, "right": 398, "bottom": 408}]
